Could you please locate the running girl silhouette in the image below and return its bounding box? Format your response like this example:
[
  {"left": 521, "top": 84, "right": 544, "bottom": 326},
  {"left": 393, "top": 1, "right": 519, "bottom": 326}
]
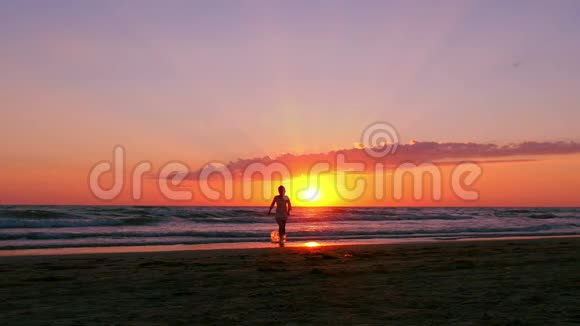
[{"left": 268, "top": 185, "right": 292, "bottom": 245}]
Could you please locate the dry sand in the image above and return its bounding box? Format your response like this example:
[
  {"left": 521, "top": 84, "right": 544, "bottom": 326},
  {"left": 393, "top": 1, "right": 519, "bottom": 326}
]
[{"left": 0, "top": 238, "right": 579, "bottom": 325}]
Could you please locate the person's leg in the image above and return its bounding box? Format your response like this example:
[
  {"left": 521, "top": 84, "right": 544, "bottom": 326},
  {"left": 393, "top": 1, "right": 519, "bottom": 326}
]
[
  {"left": 279, "top": 220, "right": 286, "bottom": 241},
  {"left": 275, "top": 219, "right": 285, "bottom": 247},
  {"left": 276, "top": 218, "right": 283, "bottom": 242}
]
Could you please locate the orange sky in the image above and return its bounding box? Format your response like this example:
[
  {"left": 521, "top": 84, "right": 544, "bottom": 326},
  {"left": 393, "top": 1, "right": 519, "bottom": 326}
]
[
  {"left": 1, "top": 2, "right": 580, "bottom": 207},
  {"left": 2, "top": 151, "right": 579, "bottom": 207}
]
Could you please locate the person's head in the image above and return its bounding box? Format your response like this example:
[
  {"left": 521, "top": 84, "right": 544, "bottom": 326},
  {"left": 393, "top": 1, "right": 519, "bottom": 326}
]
[{"left": 278, "top": 185, "right": 286, "bottom": 196}]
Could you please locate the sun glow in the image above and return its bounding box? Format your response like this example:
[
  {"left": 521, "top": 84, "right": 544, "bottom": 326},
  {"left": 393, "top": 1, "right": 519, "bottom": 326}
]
[
  {"left": 287, "top": 174, "right": 339, "bottom": 206},
  {"left": 299, "top": 187, "right": 320, "bottom": 202},
  {"left": 304, "top": 241, "right": 321, "bottom": 247}
]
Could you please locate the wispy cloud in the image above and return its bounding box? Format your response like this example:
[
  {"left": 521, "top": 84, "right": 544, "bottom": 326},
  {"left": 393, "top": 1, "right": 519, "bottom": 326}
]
[{"left": 184, "top": 141, "right": 580, "bottom": 179}]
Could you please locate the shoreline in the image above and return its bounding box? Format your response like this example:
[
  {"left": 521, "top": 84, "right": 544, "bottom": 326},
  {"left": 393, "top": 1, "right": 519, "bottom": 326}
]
[
  {"left": 1, "top": 237, "right": 578, "bottom": 324},
  {"left": 1, "top": 234, "right": 578, "bottom": 257}
]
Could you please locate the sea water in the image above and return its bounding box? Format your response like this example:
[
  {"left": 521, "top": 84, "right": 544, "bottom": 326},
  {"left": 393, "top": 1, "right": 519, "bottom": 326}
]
[{"left": 0, "top": 206, "right": 578, "bottom": 250}]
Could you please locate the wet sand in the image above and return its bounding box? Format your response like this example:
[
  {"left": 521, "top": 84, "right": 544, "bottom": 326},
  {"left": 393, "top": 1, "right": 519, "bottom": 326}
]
[{"left": 1, "top": 237, "right": 579, "bottom": 325}]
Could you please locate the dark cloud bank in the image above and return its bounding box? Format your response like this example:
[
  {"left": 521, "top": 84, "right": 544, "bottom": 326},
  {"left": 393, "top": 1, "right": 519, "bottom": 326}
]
[{"left": 188, "top": 141, "right": 580, "bottom": 179}]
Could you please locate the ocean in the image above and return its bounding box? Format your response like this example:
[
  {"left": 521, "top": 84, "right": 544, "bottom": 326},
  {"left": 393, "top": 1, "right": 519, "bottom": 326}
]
[{"left": 0, "top": 206, "right": 579, "bottom": 251}]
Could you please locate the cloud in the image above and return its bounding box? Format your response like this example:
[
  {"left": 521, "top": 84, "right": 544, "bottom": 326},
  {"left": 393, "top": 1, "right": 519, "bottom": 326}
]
[{"left": 183, "top": 141, "right": 580, "bottom": 180}]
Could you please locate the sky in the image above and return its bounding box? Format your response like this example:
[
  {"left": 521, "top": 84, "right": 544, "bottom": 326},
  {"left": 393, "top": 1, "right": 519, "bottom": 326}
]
[{"left": 1, "top": 0, "right": 580, "bottom": 206}]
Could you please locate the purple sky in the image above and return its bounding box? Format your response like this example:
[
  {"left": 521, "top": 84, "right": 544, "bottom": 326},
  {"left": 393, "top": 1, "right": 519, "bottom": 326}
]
[{"left": 1, "top": 0, "right": 579, "bottom": 164}]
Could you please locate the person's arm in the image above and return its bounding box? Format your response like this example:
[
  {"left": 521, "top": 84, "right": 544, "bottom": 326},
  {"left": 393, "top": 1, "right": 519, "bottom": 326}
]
[
  {"left": 268, "top": 197, "right": 276, "bottom": 215},
  {"left": 286, "top": 198, "right": 292, "bottom": 216}
]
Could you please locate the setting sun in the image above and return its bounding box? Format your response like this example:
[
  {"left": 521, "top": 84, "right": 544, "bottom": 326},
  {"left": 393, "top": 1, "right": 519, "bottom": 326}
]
[
  {"left": 286, "top": 174, "right": 341, "bottom": 207},
  {"left": 2, "top": 2, "right": 580, "bottom": 324},
  {"left": 299, "top": 187, "right": 320, "bottom": 202}
]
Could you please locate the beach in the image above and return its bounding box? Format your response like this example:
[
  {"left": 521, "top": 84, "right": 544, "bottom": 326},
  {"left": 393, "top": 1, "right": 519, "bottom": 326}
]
[{"left": 0, "top": 237, "right": 578, "bottom": 325}]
